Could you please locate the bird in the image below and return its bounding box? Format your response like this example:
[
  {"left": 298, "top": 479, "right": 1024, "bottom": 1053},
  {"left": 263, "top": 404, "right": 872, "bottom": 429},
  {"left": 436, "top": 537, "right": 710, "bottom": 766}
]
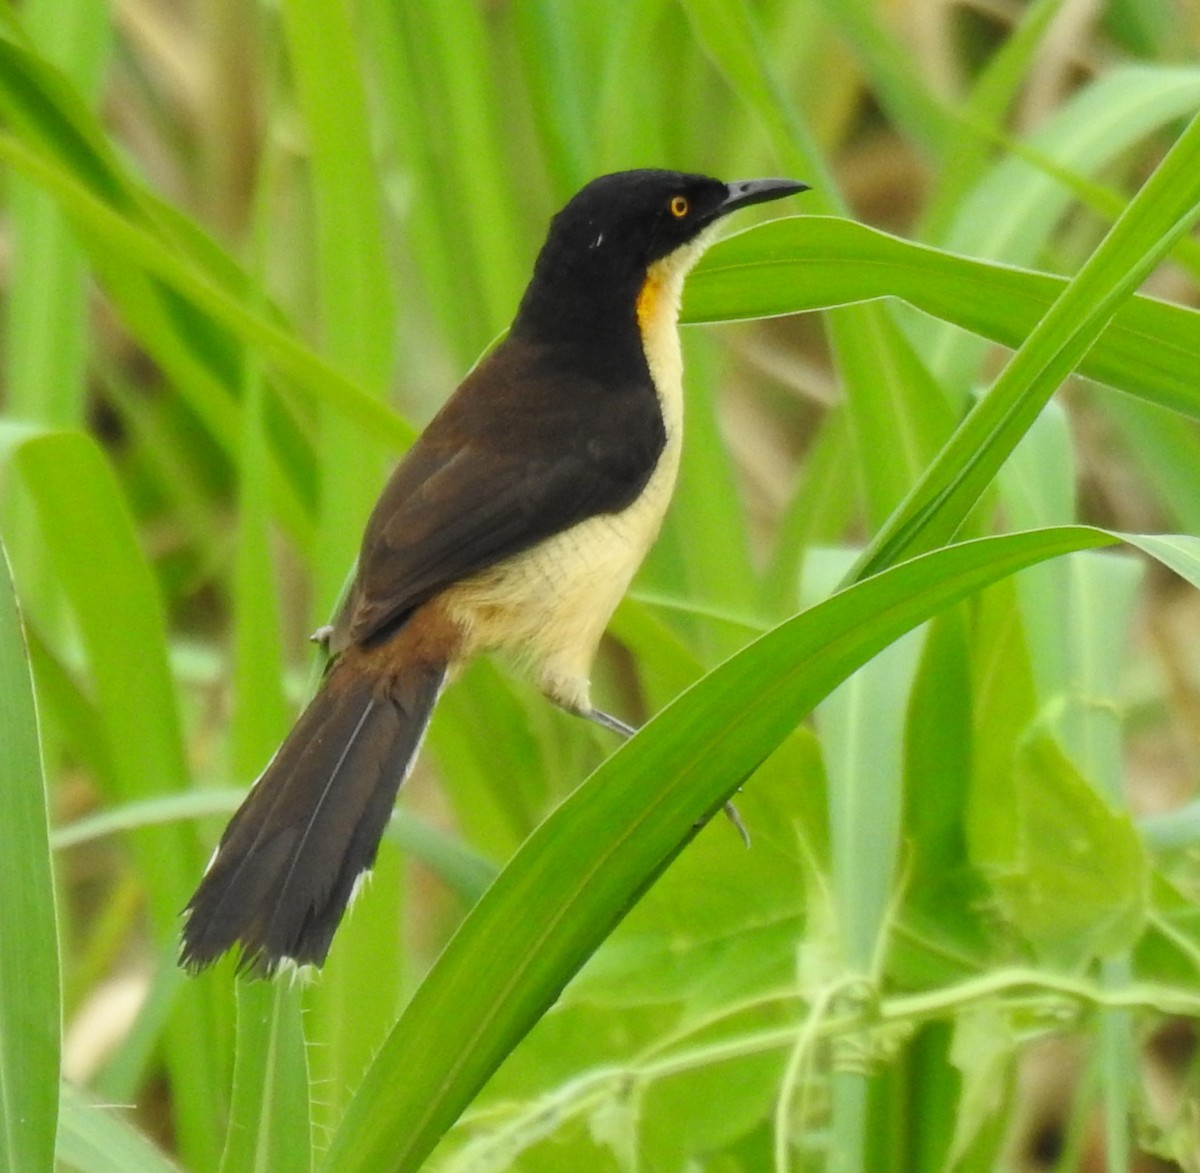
[{"left": 180, "top": 168, "right": 808, "bottom": 976}]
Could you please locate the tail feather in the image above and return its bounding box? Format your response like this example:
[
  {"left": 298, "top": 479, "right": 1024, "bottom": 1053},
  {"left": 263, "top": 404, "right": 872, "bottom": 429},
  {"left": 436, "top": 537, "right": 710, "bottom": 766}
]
[{"left": 180, "top": 656, "right": 445, "bottom": 976}]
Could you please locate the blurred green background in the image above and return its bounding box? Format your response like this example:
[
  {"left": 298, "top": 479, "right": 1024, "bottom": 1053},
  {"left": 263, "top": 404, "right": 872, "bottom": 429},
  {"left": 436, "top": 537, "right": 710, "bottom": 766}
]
[{"left": 3, "top": 0, "right": 1200, "bottom": 1169}]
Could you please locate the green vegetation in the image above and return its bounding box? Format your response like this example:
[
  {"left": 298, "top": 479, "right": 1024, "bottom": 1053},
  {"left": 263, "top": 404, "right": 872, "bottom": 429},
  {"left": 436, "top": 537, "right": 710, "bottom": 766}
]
[{"left": 2, "top": 0, "right": 1200, "bottom": 1168}]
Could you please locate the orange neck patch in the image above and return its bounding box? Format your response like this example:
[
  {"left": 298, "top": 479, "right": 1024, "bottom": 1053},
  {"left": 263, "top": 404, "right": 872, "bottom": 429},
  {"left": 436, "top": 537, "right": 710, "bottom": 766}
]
[{"left": 636, "top": 267, "right": 664, "bottom": 336}]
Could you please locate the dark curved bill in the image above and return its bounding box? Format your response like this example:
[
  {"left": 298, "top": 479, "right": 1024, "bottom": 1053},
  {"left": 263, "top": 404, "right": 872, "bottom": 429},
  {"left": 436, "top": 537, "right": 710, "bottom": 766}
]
[{"left": 719, "top": 178, "right": 810, "bottom": 216}]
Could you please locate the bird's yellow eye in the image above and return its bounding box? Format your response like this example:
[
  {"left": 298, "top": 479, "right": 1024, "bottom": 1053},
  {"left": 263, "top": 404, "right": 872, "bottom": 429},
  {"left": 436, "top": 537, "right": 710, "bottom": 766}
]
[{"left": 669, "top": 195, "right": 689, "bottom": 218}]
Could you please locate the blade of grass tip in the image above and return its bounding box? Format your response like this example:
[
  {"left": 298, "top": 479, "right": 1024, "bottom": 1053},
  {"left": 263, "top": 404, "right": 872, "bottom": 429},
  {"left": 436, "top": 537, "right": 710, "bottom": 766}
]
[
  {"left": 849, "top": 110, "right": 1200, "bottom": 584},
  {"left": 0, "top": 538, "right": 60, "bottom": 1173},
  {"left": 321, "top": 525, "right": 1119, "bottom": 1173}
]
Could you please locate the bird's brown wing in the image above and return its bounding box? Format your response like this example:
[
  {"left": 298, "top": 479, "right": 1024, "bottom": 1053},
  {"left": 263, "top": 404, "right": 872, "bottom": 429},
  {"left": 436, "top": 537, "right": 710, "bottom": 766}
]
[{"left": 339, "top": 344, "right": 664, "bottom": 648}]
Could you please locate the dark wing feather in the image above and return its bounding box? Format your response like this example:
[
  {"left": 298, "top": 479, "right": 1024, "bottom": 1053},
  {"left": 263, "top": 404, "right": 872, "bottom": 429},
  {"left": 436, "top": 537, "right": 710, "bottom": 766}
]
[{"left": 336, "top": 340, "right": 665, "bottom": 649}]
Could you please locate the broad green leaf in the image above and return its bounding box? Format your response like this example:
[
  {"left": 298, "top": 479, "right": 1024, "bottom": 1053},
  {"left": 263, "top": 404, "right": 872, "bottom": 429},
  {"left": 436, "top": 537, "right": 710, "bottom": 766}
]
[
  {"left": 443, "top": 750, "right": 817, "bottom": 1166},
  {"left": 979, "top": 734, "right": 1148, "bottom": 967},
  {"left": 0, "top": 538, "right": 59, "bottom": 1173},
  {"left": 565, "top": 735, "right": 817, "bottom": 1010}
]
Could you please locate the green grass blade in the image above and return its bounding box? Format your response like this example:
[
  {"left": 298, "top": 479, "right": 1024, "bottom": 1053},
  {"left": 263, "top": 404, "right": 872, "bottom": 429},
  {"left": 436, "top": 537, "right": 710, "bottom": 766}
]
[
  {"left": 425, "top": 0, "right": 528, "bottom": 335},
  {"left": 687, "top": 216, "right": 1200, "bottom": 421},
  {"left": 683, "top": 0, "right": 952, "bottom": 524},
  {"left": 805, "top": 550, "right": 926, "bottom": 971},
  {"left": 3, "top": 0, "right": 108, "bottom": 423},
  {"left": 926, "top": 63, "right": 1200, "bottom": 389},
  {"left": 322, "top": 525, "right": 1119, "bottom": 1172},
  {"left": 53, "top": 791, "right": 494, "bottom": 904},
  {"left": 281, "top": 0, "right": 396, "bottom": 617},
  {"left": 0, "top": 134, "right": 413, "bottom": 453},
  {"left": 9, "top": 430, "right": 227, "bottom": 1169},
  {"left": 219, "top": 983, "right": 311, "bottom": 1173},
  {"left": 851, "top": 110, "right": 1200, "bottom": 580},
  {"left": 829, "top": 304, "right": 956, "bottom": 525},
  {"left": 281, "top": 0, "right": 419, "bottom": 1071},
  {"left": 0, "top": 537, "right": 59, "bottom": 1173}
]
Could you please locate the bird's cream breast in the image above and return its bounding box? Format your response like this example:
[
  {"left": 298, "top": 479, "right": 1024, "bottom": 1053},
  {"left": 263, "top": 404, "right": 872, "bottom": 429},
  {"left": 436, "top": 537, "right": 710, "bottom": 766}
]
[{"left": 441, "top": 238, "right": 709, "bottom": 711}]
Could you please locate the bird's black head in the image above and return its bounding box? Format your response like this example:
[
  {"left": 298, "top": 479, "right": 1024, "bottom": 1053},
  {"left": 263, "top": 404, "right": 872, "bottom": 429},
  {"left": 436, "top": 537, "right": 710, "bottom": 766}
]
[{"left": 511, "top": 169, "right": 806, "bottom": 366}]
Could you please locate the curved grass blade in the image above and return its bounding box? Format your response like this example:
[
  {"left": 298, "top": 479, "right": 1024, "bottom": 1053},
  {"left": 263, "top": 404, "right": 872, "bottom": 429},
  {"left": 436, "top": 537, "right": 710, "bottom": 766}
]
[
  {"left": 687, "top": 216, "right": 1200, "bottom": 421},
  {"left": 851, "top": 109, "right": 1200, "bottom": 580},
  {"left": 322, "top": 525, "right": 1120, "bottom": 1172}
]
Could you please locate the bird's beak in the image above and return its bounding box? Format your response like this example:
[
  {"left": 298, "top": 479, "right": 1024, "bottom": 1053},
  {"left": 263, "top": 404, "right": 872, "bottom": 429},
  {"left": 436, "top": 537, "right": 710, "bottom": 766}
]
[{"left": 719, "top": 178, "right": 810, "bottom": 216}]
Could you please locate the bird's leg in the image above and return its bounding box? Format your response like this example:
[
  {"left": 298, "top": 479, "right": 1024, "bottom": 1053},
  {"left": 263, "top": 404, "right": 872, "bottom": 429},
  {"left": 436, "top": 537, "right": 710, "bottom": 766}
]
[
  {"left": 583, "top": 708, "right": 637, "bottom": 738},
  {"left": 582, "top": 708, "right": 749, "bottom": 848}
]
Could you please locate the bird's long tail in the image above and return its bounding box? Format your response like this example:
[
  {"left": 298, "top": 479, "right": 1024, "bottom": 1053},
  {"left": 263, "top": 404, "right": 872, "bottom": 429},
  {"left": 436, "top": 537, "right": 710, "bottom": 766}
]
[{"left": 180, "top": 651, "right": 445, "bottom": 976}]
